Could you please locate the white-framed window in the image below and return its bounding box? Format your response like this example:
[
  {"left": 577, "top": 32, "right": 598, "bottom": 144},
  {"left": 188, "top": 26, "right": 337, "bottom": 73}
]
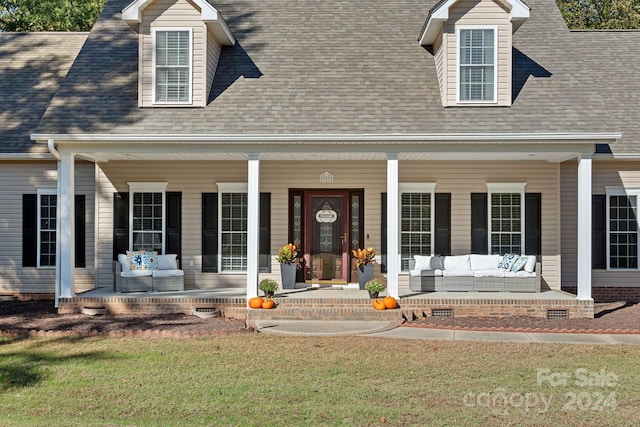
[
  {"left": 606, "top": 187, "right": 639, "bottom": 270},
  {"left": 218, "top": 183, "right": 248, "bottom": 273},
  {"left": 153, "top": 28, "right": 192, "bottom": 104},
  {"left": 400, "top": 183, "right": 436, "bottom": 271},
  {"left": 457, "top": 27, "right": 497, "bottom": 103},
  {"left": 128, "top": 182, "right": 167, "bottom": 253},
  {"left": 37, "top": 189, "right": 57, "bottom": 268},
  {"left": 487, "top": 183, "right": 526, "bottom": 254}
]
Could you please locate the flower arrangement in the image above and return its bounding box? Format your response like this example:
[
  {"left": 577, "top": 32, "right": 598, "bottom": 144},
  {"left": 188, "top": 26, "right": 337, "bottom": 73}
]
[
  {"left": 259, "top": 278, "right": 278, "bottom": 295},
  {"left": 352, "top": 247, "right": 376, "bottom": 270},
  {"left": 276, "top": 243, "right": 298, "bottom": 264}
]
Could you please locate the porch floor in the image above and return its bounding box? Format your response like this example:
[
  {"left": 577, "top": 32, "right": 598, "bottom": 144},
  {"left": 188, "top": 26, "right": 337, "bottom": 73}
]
[{"left": 58, "top": 286, "right": 594, "bottom": 321}]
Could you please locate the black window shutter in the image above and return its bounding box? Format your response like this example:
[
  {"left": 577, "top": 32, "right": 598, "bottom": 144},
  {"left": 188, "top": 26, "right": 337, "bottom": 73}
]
[
  {"left": 259, "top": 193, "right": 271, "bottom": 273},
  {"left": 592, "top": 194, "right": 606, "bottom": 269},
  {"left": 380, "top": 193, "right": 387, "bottom": 273},
  {"left": 525, "top": 193, "right": 542, "bottom": 257},
  {"left": 471, "top": 193, "right": 488, "bottom": 254},
  {"left": 22, "top": 194, "right": 37, "bottom": 267},
  {"left": 165, "top": 192, "right": 182, "bottom": 259},
  {"left": 435, "top": 193, "right": 451, "bottom": 256},
  {"left": 113, "top": 192, "right": 129, "bottom": 261},
  {"left": 202, "top": 193, "right": 218, "bottom": 272},
  {"left": 75, "top": 195, "right": 86, "bottom": 268}
]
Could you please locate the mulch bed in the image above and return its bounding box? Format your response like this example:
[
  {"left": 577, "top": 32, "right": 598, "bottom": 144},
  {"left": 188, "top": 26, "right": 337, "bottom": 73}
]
[
  {"left": 0, "top": 299, "right": 252, "bottom": 339},
  {"left": 402, "top": 301, "right": 640, "bottom": 334}
]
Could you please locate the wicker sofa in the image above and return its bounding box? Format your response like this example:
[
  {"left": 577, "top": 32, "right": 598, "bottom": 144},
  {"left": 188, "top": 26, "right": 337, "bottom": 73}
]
[
  {"left": 114, "top": 253, "right": 184, "bottom": 292},
  {"left": 409, "top": 254, "right": 540, "bottom": 293}
]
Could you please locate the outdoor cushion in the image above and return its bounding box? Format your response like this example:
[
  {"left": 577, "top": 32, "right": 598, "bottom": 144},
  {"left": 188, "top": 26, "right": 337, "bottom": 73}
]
[
  {"left": 442, "top": 269, "right": 474, "bottom": 277},
  {"left": 413, "top": 255, "right": 443, "bottom": 271},
  {"left": 118, "top": 253, "right": 131, "bottom": 272},
  {"left": 443, "top": 255, "right": 471, "bottom": 271},
  {"left": 470, "top": 254, "right": 502, "bottom": 271},
  {"left": 127, "top": 250, "right": 158, "bottom": 271},
  {"left": 120, "top": 269, "right": 152, "bottom": 278},
  {"left": 157, "top": 254, "right": 178, "bottom": 270},
  {"left": 152, "top": 269, "right": 184, "bottom": 277},
  {"left": 504, "top": 271, "right": 536, "bottom": 278},
  {"left": 524, "top": 255, "right": 537, "bottom": 273},
  {"left": 410, "top": 269, "right": 443, "bottom": 277},
  {"left": 473, "top": 269, "right": 505, "bottom": 278}
]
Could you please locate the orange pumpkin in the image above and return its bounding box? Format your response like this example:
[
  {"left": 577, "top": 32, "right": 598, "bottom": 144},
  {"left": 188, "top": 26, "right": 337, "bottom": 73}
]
[
  {"left": 383, "top": 296, "right": 398, "bottom": 309},
  {"left": 262, "top": 299, "right": 275, "bottom": 309},
  {"left": 249, "top": 297, "right": 264, "bottom": 309},
  {"left": 372, "top": 299, "right": 386, "bottom": 310}
]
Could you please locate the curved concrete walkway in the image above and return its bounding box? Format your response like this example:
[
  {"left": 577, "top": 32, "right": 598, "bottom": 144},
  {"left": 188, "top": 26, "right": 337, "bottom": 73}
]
[{"left": 255, "top": 320, "right": 640, "bottom": 345}]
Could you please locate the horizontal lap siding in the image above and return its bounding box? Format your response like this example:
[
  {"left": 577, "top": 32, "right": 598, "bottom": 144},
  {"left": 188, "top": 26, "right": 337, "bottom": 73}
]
[
  {"left": 445, "top": 0, "right": 512, "bottom": 106},
  {"left": 0, "top": 162, "right": 95, "bottom": 294},
  {"left": 433, "top": 32, "right": 447, "bottom": 104},
  {"left": 206, "top": 30, "right": 222, "bottom": 99},
  {"left": 141, "top": 0, "right": 206, "bottom": 107},
  {"left": 563, "top": 160, "right": 640, "bottom": 288},
  {"left": 98, "top": 160, "right": 560, "bottom": 291}
]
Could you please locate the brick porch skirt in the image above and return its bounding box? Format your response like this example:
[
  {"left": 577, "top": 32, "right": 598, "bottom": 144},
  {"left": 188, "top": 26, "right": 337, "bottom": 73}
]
[
  {"left": 563, "top": 287, "right": 640, "bottom": 303},
  {"left": 57, "top": 290, "right": 594, "bottom": 323}
]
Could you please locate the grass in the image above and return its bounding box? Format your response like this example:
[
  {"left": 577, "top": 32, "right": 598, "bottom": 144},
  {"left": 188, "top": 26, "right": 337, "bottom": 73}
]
[{"left": 1, "top": 335, "right": 639, "bottom": 426}]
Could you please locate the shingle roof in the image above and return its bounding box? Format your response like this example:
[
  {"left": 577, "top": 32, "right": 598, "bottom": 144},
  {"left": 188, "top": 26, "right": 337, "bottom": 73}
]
[
  {"left": 35, "top": 0, "right": 640, "bottom": 155},
  {"left": 0, "top": 32, "right": 87, "bottom": 154}
]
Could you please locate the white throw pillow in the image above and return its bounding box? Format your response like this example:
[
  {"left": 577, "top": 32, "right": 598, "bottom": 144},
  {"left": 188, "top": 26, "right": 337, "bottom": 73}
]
[
  {"left": 118, "top": 253, "right": 131, "bottom": 272},
  {"left": 524, "top": 255, "right": 537, "bottom": 273},
  {"left": 498, "top": 254, "right": 519, "bottom": 271},
  {"left": 157, "top": 254, "right": 178, "bottom": 270},
  {"left": 470, "top": 254, "right": 502, "bottom": 271},
  {"left": 413, "top": 255, "right": 433, "bottom": 271}
]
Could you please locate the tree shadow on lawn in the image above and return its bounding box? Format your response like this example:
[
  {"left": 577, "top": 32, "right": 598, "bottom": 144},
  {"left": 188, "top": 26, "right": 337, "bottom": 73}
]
[{"left": 0, "top": 337, "right": 116, "bottom": 392}]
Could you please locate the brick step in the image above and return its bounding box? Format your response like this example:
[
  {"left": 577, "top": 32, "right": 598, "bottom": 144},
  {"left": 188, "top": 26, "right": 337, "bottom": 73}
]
[{"left": 247, "top": 306, "right": 404, "bottom": 322}]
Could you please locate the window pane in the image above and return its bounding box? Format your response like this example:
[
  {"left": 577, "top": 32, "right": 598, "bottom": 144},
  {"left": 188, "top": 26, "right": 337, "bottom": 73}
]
[
  {"left": 132, "top": 192, "right": 163, "bottom": 253},
  {"left": 39, "top": 194, "right": 57, "bottom": 267},
  {"left": 609, "top": 195, "right": 638, "bottom": 269},
  {"left": 221, "top": 192, "right": 248, "bottom": 272},
  {"left": 400, "top": 192, "right": 431, "bottom": 271},
  {"left": 490, "top": 192, "right": 522, "bottom": 254}
]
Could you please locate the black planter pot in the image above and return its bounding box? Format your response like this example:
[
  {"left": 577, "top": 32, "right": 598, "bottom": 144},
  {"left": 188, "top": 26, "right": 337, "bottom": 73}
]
[{"left": 368, "top": 291, "right": 379, "bottom": 299}]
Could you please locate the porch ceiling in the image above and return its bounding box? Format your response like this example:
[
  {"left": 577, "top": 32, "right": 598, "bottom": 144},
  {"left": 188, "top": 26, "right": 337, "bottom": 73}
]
[{"left": 78, "top": 150, "right": 580, "bottom": 163}]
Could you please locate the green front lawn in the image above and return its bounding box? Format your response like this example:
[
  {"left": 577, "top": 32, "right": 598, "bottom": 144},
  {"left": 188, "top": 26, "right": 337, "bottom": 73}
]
[{"left": 1, "top": 335, "right": 638, "bottom": 426}]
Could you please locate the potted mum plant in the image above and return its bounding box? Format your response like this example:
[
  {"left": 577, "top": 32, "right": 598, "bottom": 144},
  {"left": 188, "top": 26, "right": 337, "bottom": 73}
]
[
  {"left": 259, "top": 278, "right": 278, "bottom": 298},
  {"left": 276, "top": 243, "right": 299, "bottom": 289},
  {"left": 364, "top": 278, "right": 385, "bottom": 299},
  {"left": 352, "top": 247, "right": 376, "bottom": 290}
]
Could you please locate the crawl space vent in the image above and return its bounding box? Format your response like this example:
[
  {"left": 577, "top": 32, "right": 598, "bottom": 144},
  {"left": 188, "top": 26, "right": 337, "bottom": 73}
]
[{"left": 432, "top": 308, "right": 453, "bottom": 318}]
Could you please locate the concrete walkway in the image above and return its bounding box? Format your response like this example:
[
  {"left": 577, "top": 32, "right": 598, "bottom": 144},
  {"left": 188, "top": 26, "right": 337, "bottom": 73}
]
[{"left": 255, "top": 320, "right": 640, "bottom": 345}]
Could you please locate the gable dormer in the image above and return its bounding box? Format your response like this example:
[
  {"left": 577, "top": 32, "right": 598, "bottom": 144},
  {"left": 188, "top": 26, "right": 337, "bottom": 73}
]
[
  {"left": 419, "top": 0, "right": 529, "bottom": 107},
  {"left": 122, "top": 0, "right": 235, "bottom": 107}
]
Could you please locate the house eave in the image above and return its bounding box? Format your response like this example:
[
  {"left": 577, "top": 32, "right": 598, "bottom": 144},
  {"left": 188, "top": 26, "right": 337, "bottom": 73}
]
[
  {"left": 419, "top": 0, "right": 530, "bottom": 46},
  {"left": 0, "top": 153, "right": 55, "bottom": 160},
  {"left": 122, "top": 0, "right": 235, "bottom": 45},
  {"left": 32, "top": 132, "right": 620, "bottom": 145}
]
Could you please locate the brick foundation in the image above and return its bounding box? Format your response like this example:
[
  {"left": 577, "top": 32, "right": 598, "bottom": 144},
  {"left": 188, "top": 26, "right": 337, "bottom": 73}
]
[{"left": 563, "top": 287, "right": 640, "bottom": 303}]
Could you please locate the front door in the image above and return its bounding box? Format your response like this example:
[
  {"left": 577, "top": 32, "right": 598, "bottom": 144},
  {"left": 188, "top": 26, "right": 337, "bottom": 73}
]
[{"left": 306, "top": 192, "right": 349, "bottom": 283}]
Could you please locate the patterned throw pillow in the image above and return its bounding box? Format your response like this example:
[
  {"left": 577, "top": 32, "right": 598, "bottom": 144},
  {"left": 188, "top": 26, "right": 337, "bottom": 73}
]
[
  {"left": 511, "top": 256, "right": 528, "bottom": 272},
  {"left": 498, "top": 253, "right": 519, "bottom": 271},
  {"left": 127, "top": 250, "right": 158, "bottom": 270}
]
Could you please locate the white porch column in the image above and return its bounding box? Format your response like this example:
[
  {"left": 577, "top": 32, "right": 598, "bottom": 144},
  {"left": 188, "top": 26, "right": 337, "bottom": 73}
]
[
  {"left": 246, "top": 153, "right": 260, "bottom": 300},
  {"left": 577, "top": 154, "right": 592, "bottom": 300},
  {"left": 57, "top": 152, "right": 76, "bottom": 302},
  {"left": 386, "top": 153, "right": 399, "bottom": 299}
]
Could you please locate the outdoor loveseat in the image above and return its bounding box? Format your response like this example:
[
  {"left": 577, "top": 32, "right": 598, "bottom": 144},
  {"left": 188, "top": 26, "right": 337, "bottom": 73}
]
[
  {"left": 409, "top": 254, "right": 540, "bottom": 293},
  {"left": 114, "top": 251, "right": 184, "bottom": 292}
]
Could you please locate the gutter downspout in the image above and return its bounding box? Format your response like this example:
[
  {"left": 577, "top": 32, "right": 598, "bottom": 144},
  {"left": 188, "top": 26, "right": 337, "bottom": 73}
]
[{"left": 48, "top": 139, "right": 61, "bottom": 307}]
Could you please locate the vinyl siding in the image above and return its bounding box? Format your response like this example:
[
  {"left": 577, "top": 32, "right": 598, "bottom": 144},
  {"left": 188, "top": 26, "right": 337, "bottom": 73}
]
[
  {"left": 206, "top": 28, "right": 222, "bottom": 101},
  {"left": 97, "top": 160, "right": 560, "bottom": 292},
  {"left": 140, "top": 0, "right": 206, "bottom": 107},
  {"left": 0, "top": 161, "right": 95, "bottom": 294},
  {"left": 562, "top": 160, "right": 640, "bottom": 289},
  {"left": 433, "top": 31, "right": 447, "bottom": 105},
  {"left": 444, "top": 0, "right": 512, "bottom": 106}
]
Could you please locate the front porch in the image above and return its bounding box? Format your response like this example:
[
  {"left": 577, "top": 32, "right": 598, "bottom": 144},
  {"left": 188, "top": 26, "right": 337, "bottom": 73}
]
[{"left": 58, "top": 287, "right": 594, "bottom": 325}]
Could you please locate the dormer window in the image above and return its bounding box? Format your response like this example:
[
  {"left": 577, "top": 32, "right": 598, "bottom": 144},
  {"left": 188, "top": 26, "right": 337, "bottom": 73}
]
[
  {"left": 154, "top": 29, "right": 192, "bottom": 104},
  {"left": 458, "top": 27, "right": 496, "bottom": 103}
]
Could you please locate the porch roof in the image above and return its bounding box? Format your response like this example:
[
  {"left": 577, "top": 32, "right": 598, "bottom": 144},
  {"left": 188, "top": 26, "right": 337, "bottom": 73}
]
[{"left": 32, "top": 0, "right": 640, "bottom": 156}]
